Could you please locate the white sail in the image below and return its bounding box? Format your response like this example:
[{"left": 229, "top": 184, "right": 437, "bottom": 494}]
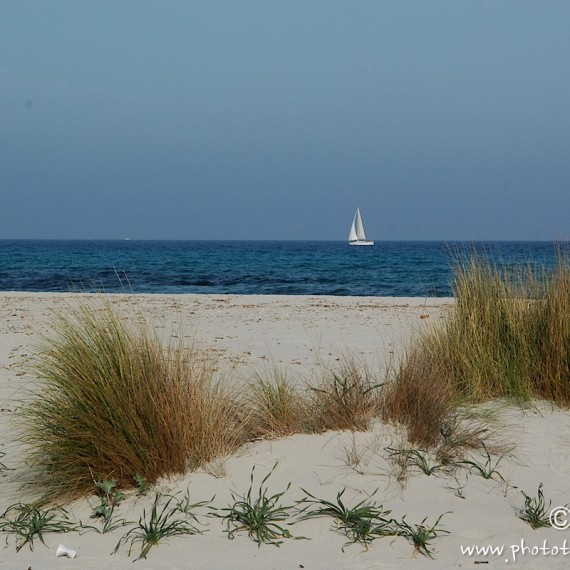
[
  {"left": 348, "top": 208, "right": 374, "bottom": 246},
  {"left": 348, "top": 215, "right": 358, "bottom": 242},
  {"left": 354, "top": 208, "right": 367, "bottom": 241}
]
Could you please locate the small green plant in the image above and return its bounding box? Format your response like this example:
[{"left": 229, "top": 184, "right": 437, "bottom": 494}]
[
  {"left": 0, "top": 502, "right": 78, "bottom": 552},
  {"left": 516, "top": 483, "right": 557, "bottom": 529},
  {"left": 298, "top": 488, "right": 395, "bottom": 550},
  {"left": 445, "top": 474, "right": 469, "bottom": 499},
  {"left": 387, "top": 447, "right": 446, "bottom": 476},
  {"left": 114, "top": 492, "right": 204, "bottom": 560},
  {"left": 458, "top": 444, "right": 505, "bottom": 481},
  {"left": 393, "top": 513, "right": 449, "bottom": 558},
  {"left": 84, "top": 478, "right": 129, "bottom": 534},
  {"left": 92, "top": 478, "right": 126, "bottom": 520},
  {"left": 133, "top": 473, "right": 151, "bottom": 496},
  {"left": 90, "top": 509, "right": 130, "bottom": 535},
  {"left": 175, "top": 488, "right": 213, "bottom": 516},
  {"left": 218, "top": 462, "right": 298, "bottom": 547}
]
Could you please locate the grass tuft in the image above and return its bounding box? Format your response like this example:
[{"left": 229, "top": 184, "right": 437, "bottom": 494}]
[
  {"left": 114, "top": 492, "right": 206, "bottom": 560},
  {"left": 298, "top": 487, "right": 395, "bottom": 550},
  {"left": 218, "top": 462, "right": 298, "bottom": 547},
  {"left": 0, "top": 502, "right": 78, "bottom": 552},
  {"left": 309, "top": 357, "right": 382, "bottom": 432},
  {"left": 516, "top": 483, "right": 560, "bottom": 529},
  {"left": 386, "top": 448, "right": 446, "bottom": 477},
  {"left": 20, "top": 299, "right": 247, "bottom": 501},
  {"left": 383, "top": 252, "right": 570, "bottom": 448},
  {"left": 456, "top": 444, "right": 506, "bottom": 481},
  {"left": 245, "top": 366, "right": 311, "bottom": 438},
  {"left": 393, "top": 512, "right": 449, "bottom": 558}
]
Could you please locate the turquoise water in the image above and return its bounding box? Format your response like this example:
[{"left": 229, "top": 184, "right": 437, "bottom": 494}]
[{"left": 0, "top": 240, "right": 566, "bottom": 297}]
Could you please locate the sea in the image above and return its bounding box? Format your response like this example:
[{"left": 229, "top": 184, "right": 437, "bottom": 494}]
[{"left": 0, "top": 240, "right": 567, "bottom": 297}]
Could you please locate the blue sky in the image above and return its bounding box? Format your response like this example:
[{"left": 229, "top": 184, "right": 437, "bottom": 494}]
[{"left": 1, "top": 1, "right": 569, "bottom": 240}]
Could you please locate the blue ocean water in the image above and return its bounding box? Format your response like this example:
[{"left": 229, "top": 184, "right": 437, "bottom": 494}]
[{"left": 0, "top": 240, "right": 567, "bottom": 297}]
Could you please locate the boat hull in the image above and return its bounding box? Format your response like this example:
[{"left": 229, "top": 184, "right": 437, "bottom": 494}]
[{"left": 348, "top": 240, "right": 374, "bottom": 246}]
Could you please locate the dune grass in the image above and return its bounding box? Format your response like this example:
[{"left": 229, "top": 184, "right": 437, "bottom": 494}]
[
  {"left": 21, "top": 299, "right": 247, "bottom": 501},
  {"left": 433, "top": 253, "right": 570, "bottom": 403},
  {"left": 19, "top": 254, "right": 570, "bottom": 501},
  {"left": 19, "top": 299, "right": 390, "bottom": 501},
  {"left": 245, "top": 357, "right": 382, "bottom": 437},
  {"left": 383, "top": 253, "right": 570, "bottom": 447},
  {"left": 309, "top": 357, "right": 383, "bottom": 432},
  {"left": 245, "top": 366, "right": 311, "bottom": 438}
]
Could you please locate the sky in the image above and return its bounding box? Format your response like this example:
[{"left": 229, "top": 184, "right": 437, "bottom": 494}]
[{"left": 1, "top": 1, "right": 570, "bottom": 241}]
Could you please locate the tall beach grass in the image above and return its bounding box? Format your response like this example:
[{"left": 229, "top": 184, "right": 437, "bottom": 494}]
[
  {"left": 245, "top": 366, "right": 312, "bottom": 438},
  {"left": 244, "top": 356, "right": 382, "bottom": 437},
  {"left": 19, "top": 254, "right": 570, "bottom": 500},
  {"left": 308, "top": 356, "right": 382, "bottom": 432},
  {"left": 384, "top": 252, "right": 570, "bottom": 446},
  {"left": 21, "top": 300, "right": 246, "bottom": 501},
  {"left": 21, "top": 300, "right": 382, "bottom": 501}
]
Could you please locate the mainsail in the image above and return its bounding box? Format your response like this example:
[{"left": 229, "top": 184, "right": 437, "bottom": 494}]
[{"left": 348, "top": 208, "right": 374, "bottom": 246}]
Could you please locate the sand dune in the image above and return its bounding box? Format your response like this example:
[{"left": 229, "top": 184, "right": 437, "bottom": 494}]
[{"left": 0, "top": 293, "right": 569, "bottom": 569}]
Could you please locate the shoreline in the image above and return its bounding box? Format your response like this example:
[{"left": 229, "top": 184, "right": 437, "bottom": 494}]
[{"left": 1, "top": 293, "right": 569, "bottom": 569}]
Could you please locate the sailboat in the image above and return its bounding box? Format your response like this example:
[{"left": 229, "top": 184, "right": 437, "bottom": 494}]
[{"left": 348, "top": 208, "right": 374, "bottom": 246}]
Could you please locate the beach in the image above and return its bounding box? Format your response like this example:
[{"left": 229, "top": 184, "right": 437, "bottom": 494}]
[{"left": 1, "top": 293, "right": 569, "bottom": 569}]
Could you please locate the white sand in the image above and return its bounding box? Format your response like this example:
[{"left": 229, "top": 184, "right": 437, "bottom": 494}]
[{"left": 1, "top": 293, "right": 569, "bottom": 569}]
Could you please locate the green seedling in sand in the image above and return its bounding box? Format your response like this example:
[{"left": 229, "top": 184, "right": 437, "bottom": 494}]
[
  {"left": 298, "top": 487, "right": 396, "bottom": 551},
  {"left": 92, "top": 478, "right": 125, "bottom": 520},
  {"left": 387, "top": 447, "right": 446, "bottom": 477},
  {"left": 218, "top": 462, "right": 299, "bottom": 547},
  {"left": 0, "top": 502, "right": 78, "bottom": 552},
  {"left": 133, "top": 473, "right": 151, "bottom": 496},
  {"left": 445, "top": 473, "right": 469, "bottom": 499},
  {"left": 516, "top": 483, "right": 560, "bottom": 529},
  {"left": 86, "top": 478, "right": 129, "bottom": 534},
  {"left": 174, "top": 487, "right": 214, "bottom": 517},
  {"left": 114, "top": 492, "right": 205, "bottom": 560},
  {"left": 392, "top": 512, "right": 450, "bottom": 558},
  {"left": 457, "top": 444, "right": 505, "bottom": 481}
]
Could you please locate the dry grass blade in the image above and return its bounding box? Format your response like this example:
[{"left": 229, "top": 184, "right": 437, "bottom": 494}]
[{"left": 0, "top": 451, "right": 10, "bottom": 475}]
